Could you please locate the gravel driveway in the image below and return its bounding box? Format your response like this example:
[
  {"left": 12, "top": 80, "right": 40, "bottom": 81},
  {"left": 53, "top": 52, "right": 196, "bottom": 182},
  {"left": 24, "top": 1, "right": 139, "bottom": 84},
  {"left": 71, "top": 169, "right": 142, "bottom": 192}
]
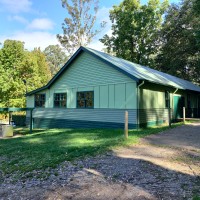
[{"left": 1, "top": 123, "right": 200, "bottom": 200}]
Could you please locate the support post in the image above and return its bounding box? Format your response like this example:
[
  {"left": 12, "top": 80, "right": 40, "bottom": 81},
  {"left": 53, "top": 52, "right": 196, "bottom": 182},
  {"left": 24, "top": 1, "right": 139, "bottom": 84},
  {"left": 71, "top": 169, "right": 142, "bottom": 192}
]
[
  {"left": 168, "top": 108, "right": 171, "bottom": 127},
  {"left": 124, "top": 111, "right": 128, "bottom": 139},
  {"left": 183, "top": 107, "right": 185, "bottom": 123},
  {"left": 8, "top": 112, "right": 11, "bottom": 125},
  {"left": 30, "top": 109, "right": 33, "bottom": 134},
  {"left": 8, "top": 112, "right": 13, "bottom": 125}
]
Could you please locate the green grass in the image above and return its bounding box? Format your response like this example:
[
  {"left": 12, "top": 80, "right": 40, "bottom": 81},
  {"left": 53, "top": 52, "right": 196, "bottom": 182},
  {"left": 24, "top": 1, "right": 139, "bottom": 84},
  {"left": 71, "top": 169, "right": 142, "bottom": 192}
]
[
  {"left": 0, "top": 124, "right": 181, "bottom": 178},
  {"left": 193, "top": 195, "right": 200, "bottom": 200}
]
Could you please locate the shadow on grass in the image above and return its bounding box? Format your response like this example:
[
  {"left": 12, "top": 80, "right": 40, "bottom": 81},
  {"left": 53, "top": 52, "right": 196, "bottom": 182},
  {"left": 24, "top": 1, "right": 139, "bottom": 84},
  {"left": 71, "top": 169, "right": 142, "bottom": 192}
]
[
  {"left": 0, "top": 123, "right": 199, "bottom": 199},
  {"left": 0, "top": 123, "right": 183, "bottom": 177}
]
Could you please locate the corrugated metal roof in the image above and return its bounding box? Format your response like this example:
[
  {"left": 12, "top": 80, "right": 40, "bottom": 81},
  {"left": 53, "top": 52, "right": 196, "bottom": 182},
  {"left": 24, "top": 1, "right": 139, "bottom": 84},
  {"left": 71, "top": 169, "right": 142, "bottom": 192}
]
[
  {"left": 27, "top": 46, "right": 200, "bottom": 95},
  {"left": 85, "top": 47, "right": 200, "bottom": 92}
]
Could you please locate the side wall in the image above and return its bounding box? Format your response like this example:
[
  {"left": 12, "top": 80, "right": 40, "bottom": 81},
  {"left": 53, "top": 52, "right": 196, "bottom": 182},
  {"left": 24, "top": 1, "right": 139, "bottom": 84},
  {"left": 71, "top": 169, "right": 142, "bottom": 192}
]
[
  {"left": 27, "top": 52, "right": 137, "bottom": 128},
  {"left": 139, "top": 83, "right": 171, "bottom": 126},
  {"left": 139, "top": 82, "right": 200, "bottom": 126}
]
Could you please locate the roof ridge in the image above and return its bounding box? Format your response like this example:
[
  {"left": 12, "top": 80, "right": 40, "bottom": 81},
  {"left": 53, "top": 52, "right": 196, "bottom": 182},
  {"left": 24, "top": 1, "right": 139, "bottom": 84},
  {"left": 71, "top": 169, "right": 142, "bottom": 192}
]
[{"left": 27, "top": 46, "right": 200, "bottom": 95}]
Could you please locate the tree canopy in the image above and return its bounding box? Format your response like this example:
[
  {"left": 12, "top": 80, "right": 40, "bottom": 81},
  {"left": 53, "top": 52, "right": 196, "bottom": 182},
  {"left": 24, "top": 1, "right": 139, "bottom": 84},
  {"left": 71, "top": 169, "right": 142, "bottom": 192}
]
[
  {"left": 57, "top": 0, "right": 106, "bottom": 56},
  {"left": 100, "top": 0, "right": 168, "bottom": 66},
  {"left": 43, "top": 45, "right": 68, "bottom": 76},
  {"left": 0, "top": 40, "right": 51, "bottom": 107},
  {"left": 100, "top": 0, "right": 200, "bottom": 85},
  {"left": 155, "top": 0, "right": 200, "bottom": 84}
]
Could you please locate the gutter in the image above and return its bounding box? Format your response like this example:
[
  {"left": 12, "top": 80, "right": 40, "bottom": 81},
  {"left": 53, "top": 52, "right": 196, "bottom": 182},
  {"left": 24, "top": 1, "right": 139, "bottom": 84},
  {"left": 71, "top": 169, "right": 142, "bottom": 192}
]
[{"left": 137, "top": 81, "right": 145, "bottom": 129}]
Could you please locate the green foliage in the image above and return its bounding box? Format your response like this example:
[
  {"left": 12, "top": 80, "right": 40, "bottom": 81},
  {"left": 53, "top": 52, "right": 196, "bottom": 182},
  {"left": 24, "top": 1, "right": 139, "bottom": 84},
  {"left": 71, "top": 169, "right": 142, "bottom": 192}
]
[
  {"left": 57, "top": 0, "right": 106, "bottom": 56},
  {"left": 100, "top": 0, "right": 168, "bottom": 66},
  {"left": 31, "top": 48, "right": 51, "bottom": 84},
  {"left": 155, "top": 0, "right": 200, "bottom": 84},
  {"left": 43, "top": 45, "right": 68, "bottom": 76},
  {"left": 193, "top": 195, "right": 200, "bottom": 200},
  {"left": 0, "top": 125, "right": 178, "bottom": 178},
  {"left": 0, "top": 40, "right": 51, "bottom": 107}
]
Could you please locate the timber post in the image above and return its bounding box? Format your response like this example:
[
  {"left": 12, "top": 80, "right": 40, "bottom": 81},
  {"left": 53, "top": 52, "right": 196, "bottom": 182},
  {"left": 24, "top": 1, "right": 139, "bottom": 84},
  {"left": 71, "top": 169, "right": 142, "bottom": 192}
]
[
  {"left": 124, "top": 111, "right": 128, "bottom": 139},
  {"left": 183, "top": 107, "right": 185, "bottom": 123}
]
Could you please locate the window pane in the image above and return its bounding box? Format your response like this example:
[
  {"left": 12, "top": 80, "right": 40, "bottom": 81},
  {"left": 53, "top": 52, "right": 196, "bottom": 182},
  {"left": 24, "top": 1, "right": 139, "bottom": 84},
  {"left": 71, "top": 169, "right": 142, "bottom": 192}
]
[
  {"left": 77, "top": 99, "right": 85, "bottom": 108},
  {"left": 77, "top": 91, "right": 93, "bottom": 108},
  {"left": 41, "top": 94, "right": 45, "bottom": 101},
  {"left": 77, "top": 92, "right": 85, "bottom": 100},
  {"left": 86, "top": 99, "right": 93, "bottom": 108},
  {"left": 35, "top": 94, "right": 45, "bottom": 108},
  {"left": 54, "top": 101, "right": 60, "bottom": 107},
  {"left": 35, "top": 94, "right": 40, "bottom": 101},
  {"left": 41, "top": 101, "right": 45, "bottom": 107},
  {"left": 54, "top": 93, "right": 67, "bottom": 108},
  {"left": 61, "top": 100, "right": 66, "bottom": 107}
]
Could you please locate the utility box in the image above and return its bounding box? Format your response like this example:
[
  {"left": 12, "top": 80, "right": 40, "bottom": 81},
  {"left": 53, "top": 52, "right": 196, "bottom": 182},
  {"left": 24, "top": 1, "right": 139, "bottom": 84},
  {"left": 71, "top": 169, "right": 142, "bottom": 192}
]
[{"left": 0, "top": 124, "right": 13, "bottom": 137}]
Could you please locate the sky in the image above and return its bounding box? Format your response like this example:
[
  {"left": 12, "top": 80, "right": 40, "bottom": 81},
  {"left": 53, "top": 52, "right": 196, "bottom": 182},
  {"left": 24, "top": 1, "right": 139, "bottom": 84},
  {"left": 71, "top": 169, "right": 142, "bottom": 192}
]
[{"left": 0, "top": 0, "right": 181, "bottom": 51}]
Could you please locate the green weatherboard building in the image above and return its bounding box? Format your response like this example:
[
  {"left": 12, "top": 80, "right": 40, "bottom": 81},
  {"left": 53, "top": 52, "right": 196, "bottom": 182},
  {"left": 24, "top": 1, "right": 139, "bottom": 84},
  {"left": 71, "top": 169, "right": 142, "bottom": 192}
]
[{"left": 26, "top": 46, "right": 200, "bottom": 129}]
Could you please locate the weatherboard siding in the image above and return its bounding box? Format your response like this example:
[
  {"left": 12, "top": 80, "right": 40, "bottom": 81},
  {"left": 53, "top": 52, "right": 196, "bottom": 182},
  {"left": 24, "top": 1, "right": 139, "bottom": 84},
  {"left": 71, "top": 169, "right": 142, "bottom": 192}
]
[
  {"left": 26, "top": 96, "right": 34, "bottom": 108},
  {"left": 52, "top": 52, "right": 134, "bottom": 88},
  {"left": 139, "top": 83, "right": 167, "bottom": 109},
  {"left": 27, "top": 51, "right": 137, "bottom": 109},
  {"left": 139, "top": 108, "right": 169, "bottom": 127},
  {"left": 48, "top": 52, "right": 137, "bottom": 109},
  {"left": 30, "top": 108, "right": 137, "bottom": 129}
]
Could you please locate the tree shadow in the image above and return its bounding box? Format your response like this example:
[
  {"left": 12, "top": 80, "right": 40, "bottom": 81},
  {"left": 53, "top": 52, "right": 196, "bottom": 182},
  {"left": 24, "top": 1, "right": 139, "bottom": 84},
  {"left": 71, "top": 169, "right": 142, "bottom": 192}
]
[
  {"left": 1, "top": 153, "right": 199, "bottom": 199},
  {"left": 1, "top": 126, "right": 200, "bottom": 199}
]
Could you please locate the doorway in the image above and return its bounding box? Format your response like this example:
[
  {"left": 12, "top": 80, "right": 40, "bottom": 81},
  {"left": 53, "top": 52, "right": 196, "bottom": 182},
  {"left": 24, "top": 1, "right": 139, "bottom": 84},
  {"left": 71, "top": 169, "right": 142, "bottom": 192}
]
[{"left": 173, "top": 95, "right": 185, "bottom": 119}]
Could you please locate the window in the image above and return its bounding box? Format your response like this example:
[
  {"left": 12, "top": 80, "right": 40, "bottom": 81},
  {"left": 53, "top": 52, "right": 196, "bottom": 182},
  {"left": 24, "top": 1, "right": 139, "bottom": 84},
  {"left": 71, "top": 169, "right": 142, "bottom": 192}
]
[
  {"left": 165, "top": 91, "right": 170, "bottom": 108},
  {"left": 35, "top": 94, "right": 45, "bottom": 107},
  {"left": 77, "top": 91, "right": 94, "bottom": 108},
  {"left": 54, "top": 93, "right": 67, "bottom": 108}
]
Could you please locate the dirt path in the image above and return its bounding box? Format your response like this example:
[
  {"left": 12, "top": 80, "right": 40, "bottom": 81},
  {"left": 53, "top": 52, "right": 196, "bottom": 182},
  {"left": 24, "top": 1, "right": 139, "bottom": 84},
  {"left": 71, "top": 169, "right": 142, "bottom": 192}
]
[{"left": 1, "top": 123, "right": 200, "bottom": 200}]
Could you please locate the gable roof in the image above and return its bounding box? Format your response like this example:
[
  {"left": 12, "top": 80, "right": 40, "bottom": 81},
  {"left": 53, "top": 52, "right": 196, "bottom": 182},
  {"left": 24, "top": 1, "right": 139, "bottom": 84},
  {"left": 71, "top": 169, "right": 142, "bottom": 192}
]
[{"left": 27, "top": 46, "right": 200, "bottom": 95}]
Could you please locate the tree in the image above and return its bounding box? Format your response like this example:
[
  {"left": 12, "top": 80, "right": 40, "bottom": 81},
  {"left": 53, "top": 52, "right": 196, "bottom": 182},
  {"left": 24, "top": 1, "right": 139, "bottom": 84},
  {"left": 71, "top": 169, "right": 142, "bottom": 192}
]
[
  {"left": 0, "top": 40, "right": 51, "bottom": 107},
  {"left": 156, "top": 0, "right": 200, "bottom": 84},
  {"left": 31, "top": 48, "right": 51, "bottom": 83},
  {"left": 100, "top": 0, "right": 168, "bottom": 66},
  {"left": 0, "top": 40, "right": 26, "bottom": 107},
  {"left": 43, "top": 45, "right": 68, "bottom": 76},
  {"left": 57, "top": 0, "right": 106, "bottom": 56}
]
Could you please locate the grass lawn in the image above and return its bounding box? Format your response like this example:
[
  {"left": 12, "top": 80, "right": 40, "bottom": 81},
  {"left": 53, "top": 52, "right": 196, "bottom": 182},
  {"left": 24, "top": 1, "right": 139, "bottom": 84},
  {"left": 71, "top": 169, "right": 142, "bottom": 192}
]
[{"left": 0, "top": 124, "right": 182, "bottom": 178}]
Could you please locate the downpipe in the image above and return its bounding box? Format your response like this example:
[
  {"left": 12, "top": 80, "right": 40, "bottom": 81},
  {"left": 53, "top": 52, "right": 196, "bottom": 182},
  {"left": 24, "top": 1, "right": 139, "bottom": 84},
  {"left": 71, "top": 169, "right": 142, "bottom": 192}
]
[{"left": 137, "top": 81, "right": 145, "bottom": 130}]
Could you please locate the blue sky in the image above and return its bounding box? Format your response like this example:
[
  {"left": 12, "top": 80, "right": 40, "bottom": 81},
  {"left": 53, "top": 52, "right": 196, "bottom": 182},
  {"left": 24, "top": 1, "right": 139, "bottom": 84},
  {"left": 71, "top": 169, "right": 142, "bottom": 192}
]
[{"left": 0, "top": 0, "right": 180, "bottom": 51}]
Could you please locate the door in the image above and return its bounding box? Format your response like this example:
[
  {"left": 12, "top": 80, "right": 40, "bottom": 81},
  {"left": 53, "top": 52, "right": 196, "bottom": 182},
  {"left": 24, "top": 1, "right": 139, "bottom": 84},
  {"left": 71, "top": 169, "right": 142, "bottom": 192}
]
[{"left": 173, "top": 96, "right": 185, "bottom": 119}]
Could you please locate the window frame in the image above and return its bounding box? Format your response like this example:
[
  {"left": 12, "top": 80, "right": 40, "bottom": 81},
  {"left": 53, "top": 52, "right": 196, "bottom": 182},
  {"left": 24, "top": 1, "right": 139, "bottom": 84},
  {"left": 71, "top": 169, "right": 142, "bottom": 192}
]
[
  {"left": 34, "top": 94, "right": 46, "bottom": 108},
  {"left": 76, "top": 91, "right": 94, "bottom": 109},
  {"left": 53, "top": 93, "right": 67, "bottom": 108}
]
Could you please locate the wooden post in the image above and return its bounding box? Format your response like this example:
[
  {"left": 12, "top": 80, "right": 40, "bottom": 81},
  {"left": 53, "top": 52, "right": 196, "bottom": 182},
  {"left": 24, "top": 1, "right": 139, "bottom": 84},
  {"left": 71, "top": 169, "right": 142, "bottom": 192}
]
[
  {"left": 8, "top": 112, "right": 11, "bottom": 125},
  {"left": 30, "top": 109, "right": 33, "bottom": 134},
  {"left": 183, "top": 107, "right": 185, "bottom": 123},
  {"left": 168, "top": 108, "right": 171, "bottom": 127},
  {"left": 124, "top": 111, "right": 128, "bottom": 139},
  {"left": 8, "top": 112, "right": 13, "bottom": 125}
]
